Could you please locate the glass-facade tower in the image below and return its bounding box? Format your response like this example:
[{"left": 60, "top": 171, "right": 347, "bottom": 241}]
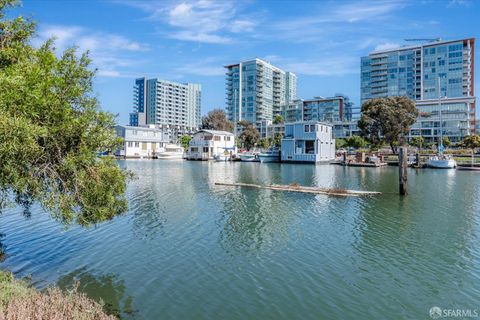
[
  {"left": 361, "top": 38, "right": 476, "bottom": 142},
  {"left": 225, "top": 58, "right": 297, "bottom": 130}
]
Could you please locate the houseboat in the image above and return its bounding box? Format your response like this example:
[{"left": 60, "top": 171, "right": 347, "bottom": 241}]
[
  {"left": 187, "top": 130, "right": 236, "bottom": 160},
  {"left": 281, "top": 121, "right": 335, "bottom": 163}
]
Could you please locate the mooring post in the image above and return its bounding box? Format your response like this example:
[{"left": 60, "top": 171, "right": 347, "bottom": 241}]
[{"left": 399, "top": 146, "right": 408, "bottom": 195}]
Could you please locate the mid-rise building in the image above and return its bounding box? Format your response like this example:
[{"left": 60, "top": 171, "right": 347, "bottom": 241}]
[
  {"left": 225, "top": 58, "right": 297, "bottom": 130},
  {"left": 361, "top": 38, "right": 475, "bottom": 142},
  {"left": 303, "top": 95, "right": 354, "bottom": 123},
  {"left": 130, "top": 77, "right": 201, "bottom": 135}
]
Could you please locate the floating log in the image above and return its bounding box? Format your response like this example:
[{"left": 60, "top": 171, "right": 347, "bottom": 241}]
[{"left": 214, "top": 182, "right": 381, "bottom": 197}]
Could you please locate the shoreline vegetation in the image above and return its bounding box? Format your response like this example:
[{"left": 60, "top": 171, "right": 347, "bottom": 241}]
[{"left": 0, "top": 270, "right": 115, "bottom": 320}]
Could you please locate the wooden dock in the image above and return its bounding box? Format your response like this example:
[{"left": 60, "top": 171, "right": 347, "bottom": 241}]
[{"left": 214, "top": 182, "right": 381, "bottom": 197}]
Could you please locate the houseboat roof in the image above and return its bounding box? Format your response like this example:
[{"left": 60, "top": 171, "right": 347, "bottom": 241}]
[
  {"left": 195, "top": 129, "right": 234, "bottom": 136},
  {"left": 286, "top": 121, "right": 333, "bottom": 127}
]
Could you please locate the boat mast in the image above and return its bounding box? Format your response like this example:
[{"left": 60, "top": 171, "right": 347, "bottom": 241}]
[{"left": 438, "top": 76, "right": 444, "bottom": 155}]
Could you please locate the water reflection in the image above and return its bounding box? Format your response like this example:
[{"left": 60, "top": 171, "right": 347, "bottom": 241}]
[
  {"left": 0, "top": 233, "right": 5, "bottom": 262},
  {"left": 57, "top": 267, "right": 136, "bottom": 318}
]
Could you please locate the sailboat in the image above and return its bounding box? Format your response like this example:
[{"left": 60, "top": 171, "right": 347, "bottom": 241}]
[{"left": 427, "top": 77, "right": 457, "bottom": 169}]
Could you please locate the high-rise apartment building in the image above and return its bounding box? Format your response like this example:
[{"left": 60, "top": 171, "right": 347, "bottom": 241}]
[
  {"left": 225, "top": 58, "right": 297, "bottom": 129},
  {"left": 361, "top": 38, "right": 475, "bottom": 142},
  {"left": 130, "top": 77, "right": 201, "bottom": 134}
]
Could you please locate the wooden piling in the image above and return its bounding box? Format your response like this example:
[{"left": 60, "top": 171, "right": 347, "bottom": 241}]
[{"left": 399, "top": 146, "right": 408, "bottom": 195}]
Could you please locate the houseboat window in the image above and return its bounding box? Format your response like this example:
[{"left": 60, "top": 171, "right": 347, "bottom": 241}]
[
  {"left": 320, "top": 125, "right": 323, "bottom": 132},
  {"left": 191, "top": 147, "right": 198, "bottom": 152},
  {"left": 127, "top": 142, "right": 133, "bottom": 147},
  {"left": 134, "top": 142, "right": 140, "bottom": 147},
  {"left": 305, "top": 141, "right": 315, "bottom": 154},
  {"left": 304, "top": 125, "right": 310, "bottom": 132},
  {"left": 310, "top": 125, "right": 315, "bottom": 132},
  {"left": 204, "top": 135, "right": 213, "bottom": 140},
  {"left": 214, "top": 136, "right": 221, "bottom": 141},
  {"left": 226, "top": 136, "right": 231, "bottom": 141},
  {"left": 203, "top": 147, "right": 209, "bottom": 153},
  {"left": 132, "top": 130, "right": 138, "bottom": 135}
]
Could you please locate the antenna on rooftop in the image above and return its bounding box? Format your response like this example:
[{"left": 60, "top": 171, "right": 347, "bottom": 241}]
[{"left": 404, "top": 38, "right": 442, "bottom": 43}]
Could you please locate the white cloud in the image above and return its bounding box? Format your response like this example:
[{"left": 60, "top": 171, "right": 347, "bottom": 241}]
[
  {"left": 35, "top": 25, "right": 148, "bottom": 77},
  {"left": 448, "top": 0, "right": 472, "bottom": 7},
  {"left": 273, "top": 56, "right": 359, "bottom": 76},
  {"left": 174, "top": 57, "right": 226, "bottom": 76},
  {"left": 118, "top": 0, "right": 258, "bottom": 44},
  {"left": 168, "top": 31, "right": 231, "bottom": 44},
  {"left": 335, "top": 0, "right": 406, "bottom": 23},
  {"left": 374, "top": 42, "right": 401, "bottom": 51}
]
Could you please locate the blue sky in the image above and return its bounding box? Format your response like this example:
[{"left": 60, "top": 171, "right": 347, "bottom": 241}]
[{"left": 13, "top": 0, "right": 480, "bottom": 124}]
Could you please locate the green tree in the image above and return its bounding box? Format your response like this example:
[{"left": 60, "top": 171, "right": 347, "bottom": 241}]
[
  {"left": 0, "top": 1, "right": 131, "bottom": 226},
  {"left": 335, "top": 138, "right": 346, "bottom": 149},
  {"left": 358, "top": 96, "right": 418, "bottom": 154},
  {"left": 272, "top": 114, "right": 284, "bottom": 125},
  {"left": 238, "top": 121, "right": 259, "bottom": 151},
  {"left": 442, "top": 136, "right": 451, "bottom": 148},
  {"left": 272, "top": 132, "right": 283, "bottom": 147},
  {"left": 345, "top": 136, "right": 368, "bottom": 149},
  {"left": 463, "top": 135, "right": 480, "bottom": 166},
  {"left": 258, "top": 138, "right": 270, "bottom": 149},
  {"left": 201, "top": 109, "right": 233, "bottom": 132},
  {"left": 179, "top": 135, "right": 191, "bottom": 149},
  {"left": 410, "top": 136, "right": 425, "bottom": 149}
]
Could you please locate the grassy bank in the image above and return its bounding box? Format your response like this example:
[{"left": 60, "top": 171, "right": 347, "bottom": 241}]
[{"left": 0, "top": 270, "right": 115, "bottom": 319}]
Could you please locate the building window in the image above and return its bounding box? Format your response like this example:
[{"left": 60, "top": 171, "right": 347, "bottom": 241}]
[
  {"left": 310, "top": 125, "right": 315, "bottom": 132},
  {"left": 214, "top": 136, "right": 221, "bottom": 141},
  {"left": 191, "top": 147, "right": 198, "bottom": 152},
  {"left": 226, "top": 136, "right": 231, "bottom": 141},
  {"left": 305, "top": 141, "right": 315, "bottom": 154},
  {"left": 134, "top": 142, "right": 140, "bottom": 147},
  {"left": 304, "top": 125, "right": 310, "bottom": 132},
  {"left": 203, "top": 147, "right": 209, "bottom": 153},
  {"left": 127, "top": 142, "right": 133, "bottom": 147}
]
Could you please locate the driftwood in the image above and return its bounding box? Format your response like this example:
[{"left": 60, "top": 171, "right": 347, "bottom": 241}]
[{"left": 214, "top": 182, "right": 381, "bottom": 197}]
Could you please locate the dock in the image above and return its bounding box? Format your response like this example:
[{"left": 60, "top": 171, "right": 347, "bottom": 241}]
[{"left": 215, "top": 182, "right": 381, "bottom": 197}]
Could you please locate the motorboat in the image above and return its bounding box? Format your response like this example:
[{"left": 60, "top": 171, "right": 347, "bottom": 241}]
[
  {"left": 214, "top": 154, "right": 230, "bottom": 161},
  {"left": 258, "top": 148, "right": 280, "bottom": 163},
  {"left": 239, "top": 152, "right": 260, "bottom": 162},
  {"left": 427, "top": 155, "right": 456, "bottom": 169},
  {"left": 156, "top": 144, "right": 184, "bottom": 160}
]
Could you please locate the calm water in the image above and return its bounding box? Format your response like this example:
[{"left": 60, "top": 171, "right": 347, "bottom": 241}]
[{"left": 1, "top": 161, "right": 480, "bottom": 319}]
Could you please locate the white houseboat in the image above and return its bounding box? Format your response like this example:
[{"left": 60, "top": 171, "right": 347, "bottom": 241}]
[
  {"left": 281, "top": 121, "right": 335, "bottom": 163},
  {"left": 115, "top": 125, "right": 169, "bottom": 158},
  {"left": 187, "top": 130, "right": 236, "bottom": 160}
]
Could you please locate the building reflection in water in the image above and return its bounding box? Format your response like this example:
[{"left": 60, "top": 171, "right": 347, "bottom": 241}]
[{"left": 57, "top": 267, "right": 136, "bottom": 318}]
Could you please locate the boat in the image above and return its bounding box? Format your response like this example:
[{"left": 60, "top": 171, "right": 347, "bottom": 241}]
[
  {"left": 214, "top": 154, "right": 230, "bottom": 161},
  {"left": 156, "top": 144, "right": 184, "bottom": 160},
  {"left": 239, "top": 153, "right": 260, "bottom": 162},
  {"left": 426, "top": 78, "right": 457, "bottom": 170},
  {"left": 427, "top": 155, "right": 457, "bottom": 169},
  {"left": 258, "top": 148, "right": 280, "bottom": 163}
]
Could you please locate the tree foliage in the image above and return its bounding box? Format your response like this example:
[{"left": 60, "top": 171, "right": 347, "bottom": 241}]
[
  {"left": 358, "top": 96, "right": 418, "bottom": 153},
  {"left": 442, "top": 136, "right": 451, "bottom": 148},
  {"left": 335, "top": 138, "right": 346, "bottom": 149},
  {"left": 0, "top": 1, "right": 131, "bottom": 226},
  {"left": 238, "top": 121, "right": 259, "bottom": 151},
  {"left": 463, "top": 135, "right": 480, "bottom": 150},
  {"left": 272, "top": 132, "right": 283, "bottom": 147},
  {"left": 345, "top": 136, "right": 368, "bottom": 149},
  {"left": 179, "top": 135, "right": 191, "bottom": 149},
  {"left": 201, "top": 109, "right": 233, "bottom": 132},
  {"left": 272, "top": 114, "right": 284, "bottom": 125},
  {"left": 409, "top": 136, "right": 424, "bottom": 149},
  {"left": 258, "top": 138, "right": 270, "bottom": 149}
]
